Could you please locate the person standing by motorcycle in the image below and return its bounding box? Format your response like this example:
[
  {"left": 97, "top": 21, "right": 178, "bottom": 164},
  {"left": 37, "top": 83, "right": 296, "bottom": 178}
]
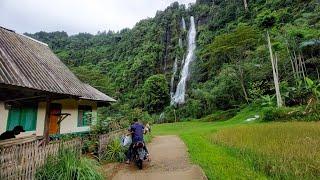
[
  {"left": 125, "top": 118, "right": 149, "bottom": 164},
  {"left": 144, "top": 122, "right": 151, "bottom": 134}
]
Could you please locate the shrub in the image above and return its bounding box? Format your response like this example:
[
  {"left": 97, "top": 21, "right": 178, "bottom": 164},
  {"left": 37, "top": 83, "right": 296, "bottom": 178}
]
[
  {"left": 259, "top": 95, "right": 275, "bottom": 107},
  {"left": 178, "top": 99, "right": 203, "bottom": 119},
  {"left": 36, "top": 149, "right": 103, "bottom": 180},
  {"left": 91, "top": 122, "right": 109, "bottom": 134},
  {"left": 160, "top": 106, "right": 176, "bottom": 123},
  {"left": 82, "top": 138, "right": 98, "bottom": 154},
  {"left": 262, "top": 106, "right": 320, "bottom": 122},
  {"left": 102, "top": 139, "right": 126, "bottom": 162},
  {"left": 200, "top": 109, "right": 237, "bottom": 122},
  {"left": 143, "top": 74, "right": 170, "bottom": 113}
]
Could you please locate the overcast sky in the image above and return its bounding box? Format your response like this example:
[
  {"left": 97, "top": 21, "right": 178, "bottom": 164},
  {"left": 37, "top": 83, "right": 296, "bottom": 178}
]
[{"left": 0, "top": 0, "right": 195, "bottom": 35}]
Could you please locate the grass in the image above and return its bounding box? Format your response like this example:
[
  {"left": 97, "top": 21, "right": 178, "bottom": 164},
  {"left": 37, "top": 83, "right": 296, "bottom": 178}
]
[
  {"left": 152, "top": 107, "right": 320, "bottom": 179},
  {"left": 36, "top": 148, "right": 104, "bottom": 180},
  {"left": 101, "top": 133, "right": 153, "bottom": 163},
  {"left": 101, "top": 139, "right": 127, "bottom": 162}
]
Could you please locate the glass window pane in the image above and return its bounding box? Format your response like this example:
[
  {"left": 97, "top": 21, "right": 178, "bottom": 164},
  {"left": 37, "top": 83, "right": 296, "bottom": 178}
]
[
  {"left": 78, "top": 109, "right": 83, "bottom": 127},
  {"left": 78, "top": 105, "right": 92, "bottom": 127}
]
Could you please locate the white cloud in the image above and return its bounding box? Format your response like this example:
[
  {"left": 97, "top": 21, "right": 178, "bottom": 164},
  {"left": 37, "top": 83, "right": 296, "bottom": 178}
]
[{"left": 0, "top": 0, "right": 195, "bottom": 35}]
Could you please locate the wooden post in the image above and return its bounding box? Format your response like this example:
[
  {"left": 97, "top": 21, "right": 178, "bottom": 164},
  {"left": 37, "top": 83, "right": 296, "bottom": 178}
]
[{"left": 43, "top": 97, "right": 51, "bottom": 144}]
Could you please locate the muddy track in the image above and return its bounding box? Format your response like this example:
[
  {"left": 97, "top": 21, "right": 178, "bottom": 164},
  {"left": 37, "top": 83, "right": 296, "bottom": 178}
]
[{"left": 110, "top": 135, "right": 207, "bottom": 180}]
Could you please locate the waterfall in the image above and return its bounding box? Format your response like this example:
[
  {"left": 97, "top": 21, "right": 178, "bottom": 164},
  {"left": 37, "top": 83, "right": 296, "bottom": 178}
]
[
  {"left": 181, "top": 54, "right": 185, "bottom": 65},
  {"left": 171, "top": 16, "right": 196, "bottom": 105},
  {"left": 170, "top": 57, "right": 178, "bottom": 98},
  {"left": 158, "top": 112, "right": 165, "bottom": 123},
  {"left": 179, "top": 38, "right": 183, "bottom": 48},
  {"left": 182, "top": 17, "right": 186, "bottom": 31}
]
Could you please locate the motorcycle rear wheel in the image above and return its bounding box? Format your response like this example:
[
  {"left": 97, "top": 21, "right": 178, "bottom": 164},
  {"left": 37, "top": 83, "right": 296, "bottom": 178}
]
[{"left": 136, "top": 159, "right": 143, "bottom": 169}]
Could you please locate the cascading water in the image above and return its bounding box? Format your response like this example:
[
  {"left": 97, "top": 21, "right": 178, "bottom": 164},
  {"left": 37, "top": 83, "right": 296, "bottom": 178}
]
[
  {"left": 178, "top": 38, "right": 183, "bottom": 48},
  {"left": 170, "top": 57, "right": 178, "bottom": 98},
  {"left": 182, "top": 17, "right": 186, "bottom": 31},
  {"left": 158, "top": 112, "right": 165, "bottom": 123},
  {"left": 171, "top": 16, "right": 196, "bottom": 105},
  {"left": 181, "top": 54, "right": 185, "bottom": 65}
]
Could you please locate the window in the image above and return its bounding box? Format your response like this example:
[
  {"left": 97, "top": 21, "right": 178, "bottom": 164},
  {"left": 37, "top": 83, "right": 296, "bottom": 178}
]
[
  {"left": 7, "top": 105, "right": 38, "bottom": 131},
  {"left": 78, "top": 105, "right": 92, "bottom": 127}
]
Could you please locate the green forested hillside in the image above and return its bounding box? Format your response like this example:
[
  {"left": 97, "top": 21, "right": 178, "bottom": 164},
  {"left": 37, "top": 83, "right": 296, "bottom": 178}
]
[{"left": 25, "top": 0, "right": 320, "bottom": 125}]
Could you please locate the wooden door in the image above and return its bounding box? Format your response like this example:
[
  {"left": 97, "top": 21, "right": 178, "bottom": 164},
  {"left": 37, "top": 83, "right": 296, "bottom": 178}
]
[{"left": 49, "top": 104, "right": 61, "bottom": 135}]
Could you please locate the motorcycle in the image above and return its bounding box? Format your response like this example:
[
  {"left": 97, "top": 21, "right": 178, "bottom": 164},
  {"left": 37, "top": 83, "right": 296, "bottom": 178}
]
[{"left": 132, "top": 141, "right": 148, "bottom": 169}]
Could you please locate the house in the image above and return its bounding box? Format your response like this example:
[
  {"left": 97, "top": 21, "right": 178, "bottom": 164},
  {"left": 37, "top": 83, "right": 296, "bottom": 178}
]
[{"left": 0, "top": 27, "right": 116, "bottom": 141}]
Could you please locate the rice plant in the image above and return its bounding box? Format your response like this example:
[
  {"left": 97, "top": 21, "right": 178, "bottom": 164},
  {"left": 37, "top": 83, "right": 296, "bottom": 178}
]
[{"left": 211, "top": 122, "right": 320, "bottom": 179}]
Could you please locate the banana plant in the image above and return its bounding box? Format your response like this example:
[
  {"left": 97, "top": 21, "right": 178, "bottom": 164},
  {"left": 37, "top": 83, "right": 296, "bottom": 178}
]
[
  {"left": 304, "top": 77, "right": 320, "bottom": 113},
  {"left": 260, "top": 95, "right": 275, "bottom": 107}
]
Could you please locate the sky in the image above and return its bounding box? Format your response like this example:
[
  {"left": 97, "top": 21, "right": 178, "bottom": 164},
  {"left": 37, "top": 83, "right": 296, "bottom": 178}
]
[{"left": 0, "top": 0, "right": 195, "bottom": 35}]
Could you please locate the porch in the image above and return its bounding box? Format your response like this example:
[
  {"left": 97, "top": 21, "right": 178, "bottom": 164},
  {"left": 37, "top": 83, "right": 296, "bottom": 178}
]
[{"left": 0, "top": 85, "right": 97, "bottom": 141}]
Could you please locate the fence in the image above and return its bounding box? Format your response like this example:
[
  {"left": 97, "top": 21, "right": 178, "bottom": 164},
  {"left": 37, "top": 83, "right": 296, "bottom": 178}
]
[
  {"left": 97, "top": 129, "right": 125, "bottom": 159},
  {"left": 0, "top": 138, "right": 82, "bottom": 180},
  {"left": 0, "top": 129, "right": 126, "bottom": 180}
]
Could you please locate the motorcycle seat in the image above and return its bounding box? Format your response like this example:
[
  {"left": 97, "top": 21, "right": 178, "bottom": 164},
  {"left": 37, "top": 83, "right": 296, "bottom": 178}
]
[{"left": 134, "top": 141, "right": 144, "bottom": 148}]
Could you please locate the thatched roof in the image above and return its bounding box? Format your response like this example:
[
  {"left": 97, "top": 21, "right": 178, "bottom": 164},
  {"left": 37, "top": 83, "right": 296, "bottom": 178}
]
[{"left": 0, "top": 27, "right": 115, "bottom": 102}]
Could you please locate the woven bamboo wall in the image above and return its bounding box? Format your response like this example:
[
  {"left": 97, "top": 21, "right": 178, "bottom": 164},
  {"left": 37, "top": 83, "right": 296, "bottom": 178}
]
[
  {"left": 98, "top": 129, "right": 125, "bottom": 160},
  {"left": 0, "top": 138, "right": 82, "bottom": 180}
]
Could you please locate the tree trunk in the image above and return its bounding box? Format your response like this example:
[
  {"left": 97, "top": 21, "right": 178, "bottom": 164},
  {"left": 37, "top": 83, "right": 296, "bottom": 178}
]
[
  {"left": 298, "top": 54, "right": 306, "bottom": 80},
  {"left": 267, "top": 31, "right": 282, "bottom": 107},
  {"left": 238, "top": 63, "right": 249, "bottom": 103},
  {"left": 287, "top": 47, "right": 297, "bottom": 81},
  {"left": 293, "top": 51, "right": 300, "bottom": 79},
  {"left": 300, "top": 54, "right": 308, "bottom": 77}
]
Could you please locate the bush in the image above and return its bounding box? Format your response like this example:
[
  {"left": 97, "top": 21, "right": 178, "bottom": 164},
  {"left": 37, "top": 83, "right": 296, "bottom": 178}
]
[
  {"left": 158, "top": 106, "right": 176, "bottom": 123},
  {"left": 177, "top": 99, "right": 203, "bottom": 119},
  {"left": 143, "top": 74, "right": 170, "bottom": 113},
  {"left": 82, "top": 138, "right": 98, "bottom": 154},
  {"left": 262, "top": 106, "right": 320, "bottom": 122},
  {"left": 101, "top": 139, "right": 126, "bottom": 162},
  {"left": 36, "top": 149, "right": 103, "bottom": 180},
  {"left": 200, "top": 109, "right": 237, "bottom": 122}
]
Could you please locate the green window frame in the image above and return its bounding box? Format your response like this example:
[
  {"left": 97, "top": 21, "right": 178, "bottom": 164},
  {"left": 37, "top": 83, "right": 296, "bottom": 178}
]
[
  {"left": 77, "top": 105, "right": 92, "bottom": 127},
  {"left": 7, "top": 105, "right": 38, "bottom": 131}
]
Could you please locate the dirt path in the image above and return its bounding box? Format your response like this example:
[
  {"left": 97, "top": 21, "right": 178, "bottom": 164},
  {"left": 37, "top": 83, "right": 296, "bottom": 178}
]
[{"left": 110, "top": 135, "right": 207, "bottom": 180}]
